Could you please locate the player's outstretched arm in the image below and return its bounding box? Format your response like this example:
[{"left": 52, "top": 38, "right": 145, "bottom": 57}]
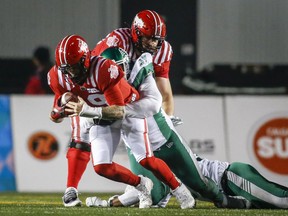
[{"left": 65, "top": 96, "right": 125, "bottom": 120}]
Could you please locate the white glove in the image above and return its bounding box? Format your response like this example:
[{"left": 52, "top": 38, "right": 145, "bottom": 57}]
[{"left": 170, "top": 116, "right": 183, "bottom": 126}]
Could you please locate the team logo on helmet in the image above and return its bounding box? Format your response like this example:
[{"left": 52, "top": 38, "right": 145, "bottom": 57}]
[
  {"left": 134, "top": 15, "right": 145, "bottom": 28},
  {"left": 106, "top": 36, "right": 119, "bottom": 47},
  {"left": 77, "top": 39, "right": 89, "bottom": 52},
  {"left": 108, "top": 65, "right": 119, "bottom": 79}
]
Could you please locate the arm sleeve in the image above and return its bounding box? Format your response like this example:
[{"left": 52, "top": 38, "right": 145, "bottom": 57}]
[
  {"left": 91, "top": 31, "right": 124, "bottom": 56},
  {"left": 104, "top": 83, "right": 125, "bottom": 106},
  {"left": 91, "top": 39, "right": 109, "bottom": 56},
  {"left": 125, "top": 75, "right": 162, "bottom": 118},
  {"left": 93, "top": 59, "right": 126, "bottom": 106},
  {"left": 153, "top": 61, "right": 171, "bottom": 78},
  {"left": 97, "top": 59, "right": 125, "bottom": 92},
  {"left": 47, "top": 66, "right": 67, "bottom": 107},
  {"left": 153, "top": 41, "right": 173, "bottom": 78}
]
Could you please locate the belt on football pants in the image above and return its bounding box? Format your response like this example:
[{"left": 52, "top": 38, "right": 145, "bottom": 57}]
[
  {"left": 70, "top": 140, "right": 91, "bottom": 152},
  {"left": 93, "top": 119, "right": 115, "bottom": 126}
]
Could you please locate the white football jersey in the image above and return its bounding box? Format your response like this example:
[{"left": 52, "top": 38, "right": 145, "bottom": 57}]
[{"left": 196, "top": 155, "right": 229, "bottom": 190}]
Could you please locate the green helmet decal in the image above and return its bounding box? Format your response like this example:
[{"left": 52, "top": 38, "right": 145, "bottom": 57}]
[{"left": 101, "top": 47, "right": 130, "bottom": 75}]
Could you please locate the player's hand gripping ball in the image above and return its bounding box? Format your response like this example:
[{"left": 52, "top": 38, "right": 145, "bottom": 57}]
[
  {"left": 60, "top": 92, "right": 79, "bottom": 116},
  {"left": 50, "top": 92, "right": 79, "bottom": 123}
]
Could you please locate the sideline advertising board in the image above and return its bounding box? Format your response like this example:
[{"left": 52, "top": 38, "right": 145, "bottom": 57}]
[
  {"left": 225, "top": 96, "right": 288, "bottom": 187},
  {"left": 0, "top": 96, "right": 16, "bottom": 191},
  {"left": 11, "top": 95, "right": 128, "bottom": 192},
  {"left": 174, "top": 96, "right": 227, "bottom": 161}
]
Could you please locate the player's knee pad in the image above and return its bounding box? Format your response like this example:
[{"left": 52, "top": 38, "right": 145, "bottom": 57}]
[{"left": 69, "top": 140, "right": 91, "bottom": 152}]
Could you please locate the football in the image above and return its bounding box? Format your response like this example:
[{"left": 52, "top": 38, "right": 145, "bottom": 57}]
[
  {"left": 60, "top": 92, "right": 78, "bottom": 106},
  {"left": 60, "top": 92, "right": 79, "bottom": 116}
]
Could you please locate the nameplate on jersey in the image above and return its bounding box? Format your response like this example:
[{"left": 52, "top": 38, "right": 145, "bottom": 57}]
[{"left": 86, "top": 88, "right": 99, "bottom": 93}]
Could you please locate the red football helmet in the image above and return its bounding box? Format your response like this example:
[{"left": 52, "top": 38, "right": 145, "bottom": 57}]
[
  {"left": 131, "top": 10, "right": 167, "bottom": 54},
  {"left": 55, "top": 35, "right": 90, "bottom": 84}
]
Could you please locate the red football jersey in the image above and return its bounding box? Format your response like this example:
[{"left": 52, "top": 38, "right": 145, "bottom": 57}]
[
  {"left": 48, "top": 55, "right": 139, "bottom": 108},
  {"left": 92, "top": 28, "right": 173, "bottom": 78}
]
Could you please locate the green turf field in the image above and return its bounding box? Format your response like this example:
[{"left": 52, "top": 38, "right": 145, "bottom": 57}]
[{"left": 0, "top": 193, "right": 287, "bottom": 216}]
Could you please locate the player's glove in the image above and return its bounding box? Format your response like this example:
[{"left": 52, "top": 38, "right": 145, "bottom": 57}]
[
  {"left": 50, "top": 95, "right": 66, "bottom": 123},
  {"left": 50, "top": 104, "right": 65, "bottom": 123},
  {"left": 170, "top": 116, "right": 183, "bottom": 126}
]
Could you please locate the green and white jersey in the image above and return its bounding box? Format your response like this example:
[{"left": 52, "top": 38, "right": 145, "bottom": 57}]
[
  {"left": 125, "top": 52, "right": 180, "bottom": 151},
  {"left": 128, "top": 52, "right": 154, "bottom": 89},
  {"left": 195, "top": 155, "right": 229, "bottom": 191},
  {"left": 125, "top": 52, "right": 162, "bottom": 118},
  {"left": 147, "top": 108, "right": 178, "bottom": 150}
]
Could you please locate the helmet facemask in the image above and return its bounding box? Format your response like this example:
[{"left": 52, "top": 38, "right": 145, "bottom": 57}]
[
  {"left": 117, "top": 55, "right": 130, "bottom": 79},
  {"left": 59, "top": 56, "right": 88, "bottom": 85},
  {"left": 137, "top": 35, "right": 165, "bottom": 55}
]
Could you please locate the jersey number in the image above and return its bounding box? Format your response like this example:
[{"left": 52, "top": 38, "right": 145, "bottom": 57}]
[{"left": 87, "top": 94, "right": 106, "bottom": 106}]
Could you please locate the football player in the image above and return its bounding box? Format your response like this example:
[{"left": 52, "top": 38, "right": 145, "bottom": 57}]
[
  {"left": 91, "top": 154, "right": 288, "bottom": 209},
  {"left": 52, "top": 10, "right": 181, "bottom": 208},
  {"left": 92, "top": 10, "right": 182, "bottom": 126},
  {"left": 86, "top": 47, "right": 250, "bottom": 209},
  {"left": 48, "top": 34, "right": 146, "bottom": 208},
  {"left": 196, "top": 156, "right": 288, "bottom": 209},
  {"left": 49, "top": 35, "right": 195, "bottom": 209}
]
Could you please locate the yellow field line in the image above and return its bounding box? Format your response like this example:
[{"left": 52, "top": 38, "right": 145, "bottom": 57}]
[{"left": 0, "top": 201, "right": 60, "bottom": 205}]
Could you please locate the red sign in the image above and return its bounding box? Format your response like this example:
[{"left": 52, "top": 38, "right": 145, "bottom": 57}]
[{"left": 253, "top": 118, "right": 288, "bottom": 175}]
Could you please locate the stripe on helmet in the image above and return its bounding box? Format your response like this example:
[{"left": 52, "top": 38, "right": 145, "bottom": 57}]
[
  {"left": 58, "top": 38, "right": 66, "bottom": 65},
  {"left": 62, "top": 35, "right": 75, "bottom": 65},
  {"left": 58, "top": 35, "right": 75, "bottom": 65},
  {"left": 147, "top": 10, "right": 162, "bottom": 37},
  {"left": 58, "top": 35, "right": 69, "bottom": 65}
]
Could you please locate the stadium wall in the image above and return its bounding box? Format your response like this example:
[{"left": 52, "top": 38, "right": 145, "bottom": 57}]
[{"left": 0, "top": 95, "right": 287, "bottom": 192}]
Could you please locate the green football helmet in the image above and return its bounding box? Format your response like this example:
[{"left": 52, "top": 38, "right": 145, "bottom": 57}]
[{"left": 101, "top": 47, "right": 130, "bottom": 77}]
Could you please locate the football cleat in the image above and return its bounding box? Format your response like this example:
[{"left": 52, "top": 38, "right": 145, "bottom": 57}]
[
  {"left": 215, "top": 195, "right": 252, "bottom": 209},
  {"left": 62, "top": 187, "right": 82, "bottom": 207},
  {"left": 86, "top": 196, "right": 108, "bottom": 207},
  {"left": 135, "top": 175, "right": 153, "bottom": 208},
  {"left": 172, "top": 183, "right": 196, "bottom": 209},
  {"left": 154, "top": 193, "right": 172, "bottom": 208}
]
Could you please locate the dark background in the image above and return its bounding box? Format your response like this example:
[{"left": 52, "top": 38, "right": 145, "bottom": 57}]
[
  {"left": 0, "top": 59, "right": 34, "bottom": 94},
  {"left": 121, "top": 0, "right": 197, "bottom": 94},
  {"left": 0, "top": 0, "right": 197, "bottom": 94},
  {"left": 1, "top": 0, "right": 287, "bottom": 94}
]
